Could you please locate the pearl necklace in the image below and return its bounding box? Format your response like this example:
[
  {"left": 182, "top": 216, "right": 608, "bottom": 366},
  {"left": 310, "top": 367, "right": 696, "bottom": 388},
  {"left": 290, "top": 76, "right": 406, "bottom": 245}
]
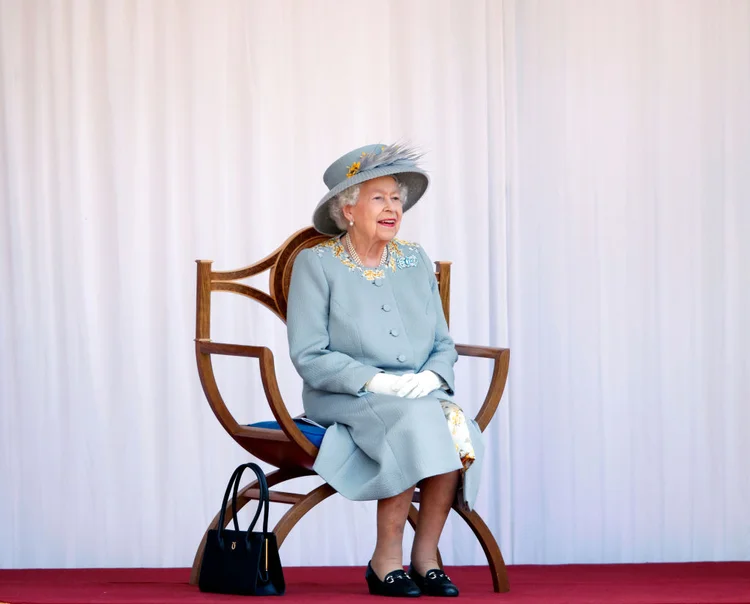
[{"left": 345, "top": 232, "right": 388, "bottom": 267}]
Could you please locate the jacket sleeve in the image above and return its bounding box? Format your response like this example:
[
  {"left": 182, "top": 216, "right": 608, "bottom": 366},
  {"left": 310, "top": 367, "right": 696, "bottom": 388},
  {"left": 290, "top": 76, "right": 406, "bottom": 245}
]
[
  {"left": 286, "top": 248, "right": 381, "bottom": 395},
  {"left": 417, "top": 245, "right": 458, "bottom": 394}
]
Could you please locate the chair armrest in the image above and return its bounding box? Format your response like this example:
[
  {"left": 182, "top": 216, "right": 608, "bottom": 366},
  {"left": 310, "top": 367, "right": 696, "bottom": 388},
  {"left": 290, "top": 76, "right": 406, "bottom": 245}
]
[
  {"left": 195, "top": 339, "right": 318, "bottom": 458},
  {"left": 455, "top": 344, "right": 510, "bottom": 432}
]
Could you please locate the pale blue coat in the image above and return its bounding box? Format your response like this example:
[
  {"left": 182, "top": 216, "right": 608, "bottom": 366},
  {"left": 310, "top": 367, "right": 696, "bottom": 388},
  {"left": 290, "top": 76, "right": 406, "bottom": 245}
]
[{"left": 286, "top": 236, "right": 484, "bottom": 509}]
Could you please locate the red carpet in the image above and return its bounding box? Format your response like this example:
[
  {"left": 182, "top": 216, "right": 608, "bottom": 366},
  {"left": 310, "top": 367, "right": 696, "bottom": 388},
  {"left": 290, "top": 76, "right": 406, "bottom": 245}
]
[{"left": 0, "top": 564, "right": 748, "bottom": 604}]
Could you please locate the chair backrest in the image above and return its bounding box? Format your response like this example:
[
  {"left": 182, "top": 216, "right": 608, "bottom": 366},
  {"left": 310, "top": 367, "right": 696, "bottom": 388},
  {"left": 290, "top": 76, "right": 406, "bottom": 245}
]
[{"left": 196, "top": 226, "right": 452, "bottom": 340}]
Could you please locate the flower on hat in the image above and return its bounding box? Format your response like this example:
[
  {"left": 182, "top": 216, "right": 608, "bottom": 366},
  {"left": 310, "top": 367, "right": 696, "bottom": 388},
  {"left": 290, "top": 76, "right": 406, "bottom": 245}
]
[{"left": 346, "top": 161, "right": 361, "bottom": 178}]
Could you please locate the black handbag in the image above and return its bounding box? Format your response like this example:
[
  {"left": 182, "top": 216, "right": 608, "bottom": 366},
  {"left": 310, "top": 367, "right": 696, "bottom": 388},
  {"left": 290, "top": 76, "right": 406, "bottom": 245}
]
[{"left": 198, "top": 463, "right": 285, "bottom": 595}]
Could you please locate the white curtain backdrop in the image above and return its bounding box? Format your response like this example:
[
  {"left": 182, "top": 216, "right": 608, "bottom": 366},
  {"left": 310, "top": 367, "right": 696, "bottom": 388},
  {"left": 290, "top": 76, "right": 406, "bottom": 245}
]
[{"left": 1, "top": 0, "right": 748, "bottom": 569}]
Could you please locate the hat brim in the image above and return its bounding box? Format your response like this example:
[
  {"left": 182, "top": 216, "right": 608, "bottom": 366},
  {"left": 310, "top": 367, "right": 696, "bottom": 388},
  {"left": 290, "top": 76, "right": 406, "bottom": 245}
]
[{"left": 312, "top": 166, "right": 429, "bottom": 236}]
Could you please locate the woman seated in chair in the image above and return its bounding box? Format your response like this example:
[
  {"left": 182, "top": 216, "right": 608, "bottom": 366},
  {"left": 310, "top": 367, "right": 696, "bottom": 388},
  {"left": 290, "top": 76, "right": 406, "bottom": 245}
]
[{"left": 287, "top": 143, "right": 484, "bottom": 598}]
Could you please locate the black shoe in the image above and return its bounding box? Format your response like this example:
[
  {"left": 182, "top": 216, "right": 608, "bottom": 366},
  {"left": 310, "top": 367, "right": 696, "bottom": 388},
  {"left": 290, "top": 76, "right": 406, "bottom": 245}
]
[
  {"left": 408, "top": 565, "right": 459, "bottom": 597},
  {"left": 366, "top": 562, "right": 421, "bottom": 597}
]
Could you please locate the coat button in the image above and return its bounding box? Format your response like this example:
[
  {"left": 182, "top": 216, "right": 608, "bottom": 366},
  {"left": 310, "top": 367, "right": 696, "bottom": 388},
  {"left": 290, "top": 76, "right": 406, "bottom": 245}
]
[
  {"left": 373, "top": 278, "right": 383, "bottom": 287},
  {"left": 390, "top": 329, "right": 399, "bottom": 337},
  {"left": 382, "top": 304, "right": 391, "bottom": 312},
  {"left": 397, "top": 354, "right": 406, "bottom": 362}
]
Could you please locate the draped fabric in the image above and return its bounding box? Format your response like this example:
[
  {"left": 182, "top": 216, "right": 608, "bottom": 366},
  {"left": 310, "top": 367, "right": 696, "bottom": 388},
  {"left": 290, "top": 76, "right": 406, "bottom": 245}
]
[{"left": 1, "top": 0, "right": 748, "bottom": 568}]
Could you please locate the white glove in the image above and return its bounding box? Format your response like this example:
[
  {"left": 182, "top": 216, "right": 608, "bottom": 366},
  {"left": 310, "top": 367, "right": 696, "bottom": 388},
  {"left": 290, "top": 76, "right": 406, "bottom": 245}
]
[
  {"left": 365, "top": 372, "right": 403, "bottom": 395},
  {"left": 393, "top": 370, "right": 444, "bottom": 399}
]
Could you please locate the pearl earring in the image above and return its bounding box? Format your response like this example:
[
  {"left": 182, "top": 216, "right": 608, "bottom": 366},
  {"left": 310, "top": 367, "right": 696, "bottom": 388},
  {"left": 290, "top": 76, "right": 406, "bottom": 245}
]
[{"left": 349, "top": 220, "right": 354, "bottom": 226}]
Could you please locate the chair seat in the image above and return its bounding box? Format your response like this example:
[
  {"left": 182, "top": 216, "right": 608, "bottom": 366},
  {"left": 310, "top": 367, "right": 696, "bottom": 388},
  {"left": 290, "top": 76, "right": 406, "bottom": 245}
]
[{"left": 249, "top": 419, "right": 326, "bottom": 448}]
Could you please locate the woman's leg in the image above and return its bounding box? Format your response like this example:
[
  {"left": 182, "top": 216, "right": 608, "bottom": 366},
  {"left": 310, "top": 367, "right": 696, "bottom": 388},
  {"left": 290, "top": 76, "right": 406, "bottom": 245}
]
[
  {"left": 371, "top": 486, "right": 416, "bottom": 579},
  {"left": 410, "top": 470, "right": 460, "bottom": 575}
]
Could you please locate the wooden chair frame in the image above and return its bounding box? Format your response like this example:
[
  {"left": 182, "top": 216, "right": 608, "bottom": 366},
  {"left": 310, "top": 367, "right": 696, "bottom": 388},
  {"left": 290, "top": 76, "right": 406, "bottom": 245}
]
[{"left": 190, "top": 226, "right": 511, "bottom": 592}]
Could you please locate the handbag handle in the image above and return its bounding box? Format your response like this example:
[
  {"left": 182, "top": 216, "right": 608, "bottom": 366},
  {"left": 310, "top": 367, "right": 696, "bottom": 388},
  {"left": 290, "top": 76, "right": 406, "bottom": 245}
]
[
  {"left": 232, "top": 463, "right": 270, "bottom": 535},
  {"left": 216, "top": 465, "right": 244, "bottom": 548},
  {"left": 215, "top": 463, "right": 270, "bottom": 548}
]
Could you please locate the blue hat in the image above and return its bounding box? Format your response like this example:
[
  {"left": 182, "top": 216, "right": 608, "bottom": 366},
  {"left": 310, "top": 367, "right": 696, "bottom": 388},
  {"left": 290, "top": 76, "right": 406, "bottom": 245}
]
[{"left": 312, "top": 142, "right": 430, "bottom": 235}]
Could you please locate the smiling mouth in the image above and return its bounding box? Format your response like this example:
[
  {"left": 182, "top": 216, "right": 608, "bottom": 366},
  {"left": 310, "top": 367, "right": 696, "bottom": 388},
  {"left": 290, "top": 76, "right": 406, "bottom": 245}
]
[{"left": 378, "top": 219, "right": 397, "bottom": 227}]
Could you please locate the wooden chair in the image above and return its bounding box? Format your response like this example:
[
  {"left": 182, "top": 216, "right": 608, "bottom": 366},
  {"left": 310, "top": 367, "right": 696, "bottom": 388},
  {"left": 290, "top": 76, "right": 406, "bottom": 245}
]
[{"left": 190, "top": 226, "right": 511, "bottom": 592}]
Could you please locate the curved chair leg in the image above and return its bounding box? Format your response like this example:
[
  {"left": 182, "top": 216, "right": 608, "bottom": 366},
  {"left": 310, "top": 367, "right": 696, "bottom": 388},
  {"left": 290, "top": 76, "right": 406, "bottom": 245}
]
[
  {"left": 407, "top": 503, "right": 443, "bottom": 569},
  {"left": 274, "top": 483, "right": 337, "bottom": 546},
  {"left": 189, "top": 468, "right": 308, "bottom": 585},
  {"left": 452, "top": 504, "right": 510, "bottom": 593}
]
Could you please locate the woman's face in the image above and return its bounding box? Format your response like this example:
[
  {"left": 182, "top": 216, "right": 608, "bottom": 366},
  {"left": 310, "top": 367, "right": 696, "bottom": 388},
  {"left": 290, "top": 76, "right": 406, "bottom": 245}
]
[{"left": 344, "top": 176, "right": 403, "bottom": 242}]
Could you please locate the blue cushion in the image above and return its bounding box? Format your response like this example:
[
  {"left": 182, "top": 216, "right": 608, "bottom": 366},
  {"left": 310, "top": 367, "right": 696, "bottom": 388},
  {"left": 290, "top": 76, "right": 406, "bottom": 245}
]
[{"left": 249, "top": 419, "right": 325, "bottom": 448}]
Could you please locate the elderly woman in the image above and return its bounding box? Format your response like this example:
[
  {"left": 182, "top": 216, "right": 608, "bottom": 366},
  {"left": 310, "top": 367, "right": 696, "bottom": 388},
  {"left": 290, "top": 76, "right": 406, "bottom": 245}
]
[{"left": 286, "top": 143, "right": 484, "bottom": 598}]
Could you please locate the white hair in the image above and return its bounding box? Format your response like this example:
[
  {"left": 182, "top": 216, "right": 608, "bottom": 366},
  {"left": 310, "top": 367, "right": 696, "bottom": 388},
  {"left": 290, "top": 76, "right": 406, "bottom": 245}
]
[{"left": 329, "top": 178, "right": 409, "bottom": 231}]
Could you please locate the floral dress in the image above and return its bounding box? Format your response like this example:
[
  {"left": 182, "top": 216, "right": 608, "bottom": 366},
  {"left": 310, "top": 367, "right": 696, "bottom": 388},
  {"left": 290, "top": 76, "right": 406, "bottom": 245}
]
[{"left": 440, "top": 401, "right": 476, "bottom": 472}]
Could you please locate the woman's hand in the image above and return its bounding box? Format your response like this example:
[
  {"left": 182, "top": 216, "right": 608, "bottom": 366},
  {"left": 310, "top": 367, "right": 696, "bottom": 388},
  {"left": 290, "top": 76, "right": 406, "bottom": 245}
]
[
  {"left": 366, "top": 371, "right": 445, "bottom": 398},
  {"left": 394, "top": 371, "right": 444, "bottom": 399},
  {"left": 365, "top": 372, "right": 403, "bottom": 395}
]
